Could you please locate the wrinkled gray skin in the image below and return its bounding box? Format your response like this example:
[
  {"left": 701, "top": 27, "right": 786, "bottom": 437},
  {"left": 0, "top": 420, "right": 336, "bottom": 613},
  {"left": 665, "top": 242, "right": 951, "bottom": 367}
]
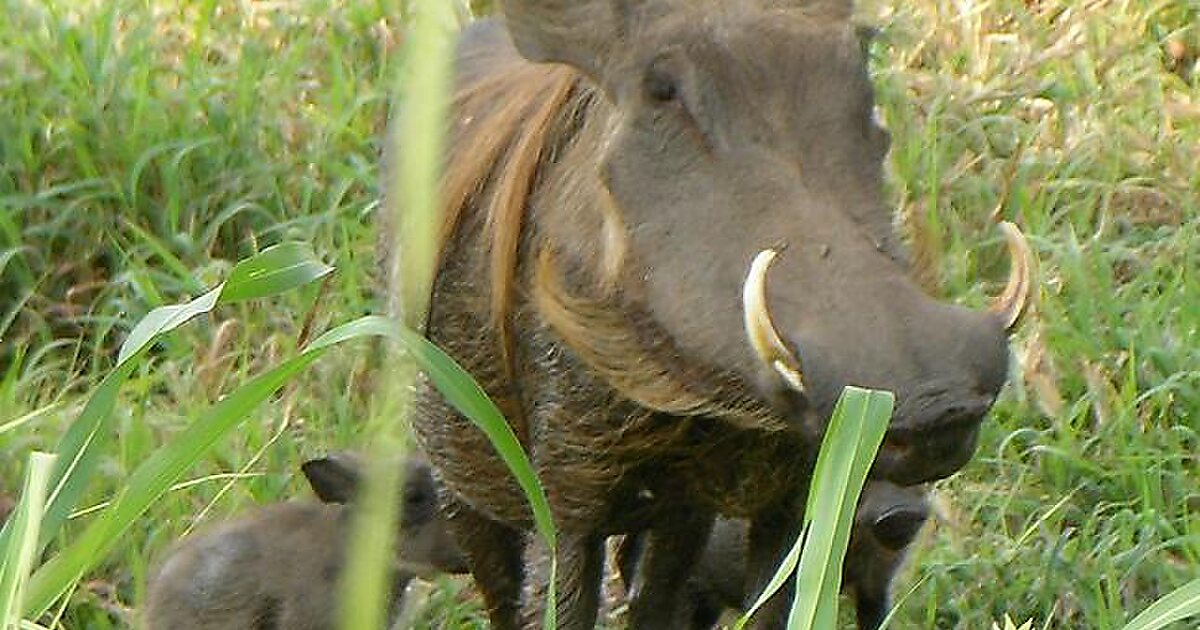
[
  {"left": 411, "top": 1, "right": 1012, "bottom": 628},
  {"left": 142, "top": 456, "right": 466, "bottom": 630},
  {"left": 617, "top": 482, "right": 930, "bottom": 629}
]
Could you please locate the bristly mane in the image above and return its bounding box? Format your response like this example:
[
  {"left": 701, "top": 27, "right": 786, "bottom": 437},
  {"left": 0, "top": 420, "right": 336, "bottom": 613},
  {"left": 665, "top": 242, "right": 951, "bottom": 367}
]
[{"left": 438, "top": 58, "right": 581, "bottom": 371}]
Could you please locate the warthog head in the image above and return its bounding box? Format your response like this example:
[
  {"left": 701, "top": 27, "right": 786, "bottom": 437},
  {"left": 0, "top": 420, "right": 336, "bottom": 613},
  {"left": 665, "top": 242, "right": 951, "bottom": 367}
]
[{"left": 506, "top": 0, "right": 1032, "bottom": 485}]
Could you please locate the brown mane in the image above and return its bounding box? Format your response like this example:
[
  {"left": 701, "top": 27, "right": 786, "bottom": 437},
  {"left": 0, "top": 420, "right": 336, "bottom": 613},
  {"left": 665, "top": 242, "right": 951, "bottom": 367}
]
[{"left": 439, "top": 59, "right": 581, "bottom": 370}]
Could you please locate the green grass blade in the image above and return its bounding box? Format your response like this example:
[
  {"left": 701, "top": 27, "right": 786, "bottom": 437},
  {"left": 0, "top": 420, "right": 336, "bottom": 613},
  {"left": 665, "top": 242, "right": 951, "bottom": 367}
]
[
  {"left": 118, "top": 243, "right": 331, "bottom": 363},
  {"left": 21, "top": 316, "right": 386, "bottom": 618},
  {"left": 17, "top": 243, "right": 332, "bottom": 581},
  {"left": 338, "top": 0, "right": 456, "bottom": 618},
  {"left": 1120, "top": 578, "right": 1200, "bottom": 630},
  {"left": 789, "top": 386, "right": 893, "bottom": 629},
  {"left": 732, "top": 386, "right": 893, "bottom": 630},
  {"left": 120, "top": 218, "right": 205, "bottom": 294},
  {"left": 0, "top": 247, "right": 28, "bottom": 281},
  {"left": 32, "top": 364, "right": 136, "bottom": 552},
  {"left": 21, "top": 352, "right": 319, "bottom": 617},
  {"left": 218, "top": 242, "right": 334, "bottom": 303},
  {"left": 0, "top": 404, "right": 62, "bottom": 437},
  {"left": 117, "top": 287, "right": 221, "bottom": 364},
  {"left": 20, "top": 314, "right": 550, "bottom": 619},
  {"left": 0, "top": 453, "right": 55, "bottom": 628}
]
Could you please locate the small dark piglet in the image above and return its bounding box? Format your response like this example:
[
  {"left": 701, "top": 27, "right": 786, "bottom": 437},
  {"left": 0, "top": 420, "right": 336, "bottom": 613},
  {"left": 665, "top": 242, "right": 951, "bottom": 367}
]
[
  {"left": 618, "top": 481, "right": 930, "bottom": 629},
  {"left": 143, "top": 455, "right": 466, "bottom": 630}
]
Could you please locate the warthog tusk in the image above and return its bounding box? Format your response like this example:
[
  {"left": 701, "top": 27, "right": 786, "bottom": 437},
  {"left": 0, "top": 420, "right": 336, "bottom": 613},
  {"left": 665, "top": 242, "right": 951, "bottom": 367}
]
[
  {"left": 743, "top": 249, "right": 806, "bottom": 393},
  {"left": 990, "top": 221, "right": 1035, "bottom": 332}
]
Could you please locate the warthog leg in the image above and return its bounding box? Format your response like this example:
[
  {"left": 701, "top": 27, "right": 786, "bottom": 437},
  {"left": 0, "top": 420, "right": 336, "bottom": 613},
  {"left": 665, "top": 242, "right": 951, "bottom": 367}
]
[
  {"left": 441, "top": 497, "right": 524, "bottom": 630},
  {"left": 626, "top": 507, "right": 715, "bottom": 629},
  {"left": 854, "top": 581, "right": 889, "bottom": 630},
  {"left": 520, "top": 531, "right": 606, "bottom": 630},
  {"left": 743, "top": 500, "right": 806, "bottom": 630}
]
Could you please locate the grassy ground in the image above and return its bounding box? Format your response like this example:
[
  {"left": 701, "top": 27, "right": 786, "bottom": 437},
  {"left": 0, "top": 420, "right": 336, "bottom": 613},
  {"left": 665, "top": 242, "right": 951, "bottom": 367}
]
[{"left": 0, "top": 0, "right": 1196, "bottom": 628}]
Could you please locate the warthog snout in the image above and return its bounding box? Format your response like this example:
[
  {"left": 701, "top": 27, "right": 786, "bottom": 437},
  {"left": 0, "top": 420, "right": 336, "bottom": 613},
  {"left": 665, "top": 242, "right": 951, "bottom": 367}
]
[{"left": 742, "top": 223, "right": 1032, "bottom": 485}]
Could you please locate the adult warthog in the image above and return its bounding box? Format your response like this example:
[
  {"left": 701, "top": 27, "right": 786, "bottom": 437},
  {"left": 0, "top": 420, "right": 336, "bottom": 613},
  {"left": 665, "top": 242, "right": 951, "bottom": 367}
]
[{"left": 399, "top": 0, "right": 1033, "bottom": 628}]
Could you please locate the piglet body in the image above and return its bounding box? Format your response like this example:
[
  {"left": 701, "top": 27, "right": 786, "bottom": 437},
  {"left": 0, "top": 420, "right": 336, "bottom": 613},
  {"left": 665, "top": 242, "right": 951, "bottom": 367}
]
[{"left": 143, "top": 457, "right": 465, "bottom": 630}]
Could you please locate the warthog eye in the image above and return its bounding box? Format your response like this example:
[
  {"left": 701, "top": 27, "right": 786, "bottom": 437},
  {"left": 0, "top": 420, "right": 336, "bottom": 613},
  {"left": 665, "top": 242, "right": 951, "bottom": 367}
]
[{"left": 642, "top": 60, "right": 680, "bottom": 104}]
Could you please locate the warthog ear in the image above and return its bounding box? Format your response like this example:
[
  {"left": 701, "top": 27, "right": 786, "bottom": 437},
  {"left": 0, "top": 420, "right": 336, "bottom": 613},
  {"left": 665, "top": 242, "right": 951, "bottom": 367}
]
[
  {"left": 501, "top": 0, "right": 634, "bottom": 79},
  {"left": 301, "top": 452, "right": 362, "bottom": 504}
]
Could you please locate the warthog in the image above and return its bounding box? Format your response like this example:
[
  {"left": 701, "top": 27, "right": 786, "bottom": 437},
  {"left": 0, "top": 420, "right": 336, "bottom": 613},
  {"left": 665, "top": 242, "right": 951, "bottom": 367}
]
[
  {"left": 616, "top": 482, "right": 930, "bottom": 629},
  {"left": 403, "top": 0, "right": 1032, "bottom": 627},
  {"left": 142, "top": 455, "right": 466, "bottom": 630}
]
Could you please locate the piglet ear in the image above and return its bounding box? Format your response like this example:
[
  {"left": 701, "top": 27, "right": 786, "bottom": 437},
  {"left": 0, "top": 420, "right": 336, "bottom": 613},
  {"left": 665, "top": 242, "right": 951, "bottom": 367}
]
[
  {"left": 501, "top": 0, "right": 634, "bottom": 79},
  {"left": 301, "top": 452, "right": 362, "bottom": 504}
]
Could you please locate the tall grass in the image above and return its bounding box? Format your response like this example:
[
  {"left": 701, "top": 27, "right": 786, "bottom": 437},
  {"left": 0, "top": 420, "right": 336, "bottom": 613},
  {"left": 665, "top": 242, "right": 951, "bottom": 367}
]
[{"left": 335, "top": 0, "right": 459, "bottom": 624}]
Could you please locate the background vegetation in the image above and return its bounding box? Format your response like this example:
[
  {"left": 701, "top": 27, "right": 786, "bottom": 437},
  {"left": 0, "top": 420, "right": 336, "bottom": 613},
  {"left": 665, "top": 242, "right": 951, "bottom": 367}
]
[{"left": 0, "top": 0, "right": 1195, "bottom": 627}]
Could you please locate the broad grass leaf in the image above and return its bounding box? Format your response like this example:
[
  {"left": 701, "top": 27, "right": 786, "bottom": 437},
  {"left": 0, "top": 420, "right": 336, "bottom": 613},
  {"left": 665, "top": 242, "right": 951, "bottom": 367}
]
[
  {"left": 316, "top": 316, "right": 558, "bottom": 630},
  {"left": 117, "top": 287, "right": 221, "bottom": 364},
  {"left": 1120, "top": 578, "right": 1200, "bottom": 630},
  {"left": 789, "top": 387, "right": 893, "bottom": 629},
  {"left": 16, "top": 244, "right": 332, "bottom": 612},
  {"left": 22, "top": 317, "right": 369, "bottom": 617},
  {"left": 733, "top": 386, "right": 893, "bottom": 630},
  {"left": 219, "top": 242, "right": 333, "bottom": 303},
  {"left": 20, "top": 366, "right": 141, "bottom": 557},
  {"left": 118, "top": 243, "right": 331, "bottom": 364},
  {"left": 22, "top": 315, "right": 556, "bottom": 621}
]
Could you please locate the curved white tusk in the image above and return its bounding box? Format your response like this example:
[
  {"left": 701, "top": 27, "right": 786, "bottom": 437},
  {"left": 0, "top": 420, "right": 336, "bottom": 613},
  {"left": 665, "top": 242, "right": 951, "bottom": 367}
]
[
  {"left": 989, "top": 221, "right": 1035, "bottom": 332},
  {"left": 743, "top": 249, "right": 806, "bottom": 392}
]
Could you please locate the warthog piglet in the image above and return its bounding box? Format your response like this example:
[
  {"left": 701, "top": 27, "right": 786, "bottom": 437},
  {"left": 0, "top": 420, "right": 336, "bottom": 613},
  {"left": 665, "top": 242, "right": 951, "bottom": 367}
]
[{"left": 143, "top": 455, "right": 466, "bottom": 630}]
